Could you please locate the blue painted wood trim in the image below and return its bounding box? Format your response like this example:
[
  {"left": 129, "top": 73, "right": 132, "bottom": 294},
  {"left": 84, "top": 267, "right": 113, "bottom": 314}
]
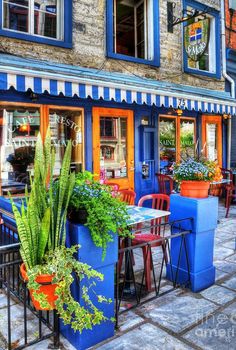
[
  {"left": 106, "top": 0, "right": 160, "bottom": 67},
  {"left": 183, "top": 0, "right": 221, "bottom": 79},
  {"left": 0, "top": 1, "right": 72, "bottom": 48}
]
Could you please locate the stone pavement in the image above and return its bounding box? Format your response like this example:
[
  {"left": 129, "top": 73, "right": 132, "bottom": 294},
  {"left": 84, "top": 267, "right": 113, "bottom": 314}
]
[{"left": 0, "top": 200, "right": 235, "bottom": 350}]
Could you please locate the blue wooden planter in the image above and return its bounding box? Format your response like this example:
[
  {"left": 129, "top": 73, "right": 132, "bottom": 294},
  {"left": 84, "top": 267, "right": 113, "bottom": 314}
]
[
  {"left": 166, "top": 194, "right": 218, "bottom": 292},
  {"left": 60, "top": 221, "right": 118, "bottom": 350}
]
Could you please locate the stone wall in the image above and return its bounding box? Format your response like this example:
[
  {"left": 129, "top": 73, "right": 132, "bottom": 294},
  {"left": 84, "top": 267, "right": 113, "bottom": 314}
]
[
  {"left": 225, "top": 0, "right": 236, "bottom": 50},
  {"left": 0, "top": 0, "right": 224, "bottom": 91}
]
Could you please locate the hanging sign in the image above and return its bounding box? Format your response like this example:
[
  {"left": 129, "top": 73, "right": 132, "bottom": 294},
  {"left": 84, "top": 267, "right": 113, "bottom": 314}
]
[{"left": 184, "top": 19, "right": 210, "bottom": 62}]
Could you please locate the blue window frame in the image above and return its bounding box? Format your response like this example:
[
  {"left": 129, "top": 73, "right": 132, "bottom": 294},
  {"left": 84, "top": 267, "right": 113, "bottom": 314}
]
[
  {"left": 106, "top": 0, "right": 160, "bottom": 67},
  {"left": 0, "top": 0, "right": 72, "bottom": 48},
  {"left": 183, "top": 0, "right": 221, "bottom": 78}
]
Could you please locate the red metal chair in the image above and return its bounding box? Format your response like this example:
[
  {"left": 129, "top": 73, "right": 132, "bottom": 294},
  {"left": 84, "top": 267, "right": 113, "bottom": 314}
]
[
  {"left": 118, "top": 189, "right": 136, "bottom": 205},
  {"left": 132, "top": 194, "right": 170, "bottom": 291},
  {"left": 156, "top": 173, "right": 174, "bottom": 195},
  {"left": 225, "top": 184, "right": 236, "bottom": 217}
]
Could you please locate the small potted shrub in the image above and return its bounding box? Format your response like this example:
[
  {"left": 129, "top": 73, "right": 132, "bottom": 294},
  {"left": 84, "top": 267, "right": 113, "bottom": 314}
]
[
  {"left": 7, "top": 146, "right": 35, "bottom": 173},
  {"left": 68, "top": 171, "right": 130, "bottom": 259},
  {"left": 11, "top": 130, "right": 111, "bottom": 332},
  {"left": 173, "top": 157, "right": 217, "bottom": 198}
]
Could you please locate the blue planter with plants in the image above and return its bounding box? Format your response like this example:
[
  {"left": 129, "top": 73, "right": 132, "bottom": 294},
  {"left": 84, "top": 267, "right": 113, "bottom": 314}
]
[
  {"left": 60, "top": 222, "right": 118, "bottom": 350},
  {"left": 60, "top": 171, "right": 129, "bottom": 349}
]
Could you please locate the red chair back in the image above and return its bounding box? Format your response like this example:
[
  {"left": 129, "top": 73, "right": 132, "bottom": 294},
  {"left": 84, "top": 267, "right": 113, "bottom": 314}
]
[
  {"left": 104, "top": 181, "right": 120, "bottom": 191},
  {"left": 156, "top": 173, "right": 174, "bottom": 195},
  {"left": 118, "top": 189, "right": 136, "bottom": 205},
  {"left": 220, "top": 168, "right": 233, "bottom": 183},
  {"left": 138, "top": 194, "right": 170, "bottom": 234}
]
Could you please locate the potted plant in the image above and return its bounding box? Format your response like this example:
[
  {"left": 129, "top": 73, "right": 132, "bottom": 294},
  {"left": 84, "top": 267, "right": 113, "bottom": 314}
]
[
  {"left": 68, "top": 171, "right": 130, "bottom": 259},
  {"left": 172, "top": 156, "right": 217, "bottom": 198},
  {"left": 10, "top": 129, "right": 111, "bottom": 332},
  {"left": 7, "top": 146, "right": 35, "bottom": 172}
]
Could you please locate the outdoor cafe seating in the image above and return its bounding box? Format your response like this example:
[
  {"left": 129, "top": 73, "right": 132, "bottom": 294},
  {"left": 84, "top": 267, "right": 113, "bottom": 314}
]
[{"left": 156, "top": 173, "right": 174, "bottom": 195}]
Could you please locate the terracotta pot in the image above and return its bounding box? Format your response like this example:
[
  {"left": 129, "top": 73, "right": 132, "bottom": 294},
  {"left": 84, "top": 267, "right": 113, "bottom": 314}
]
[
  {"left": 67, "top": 208, "right": 88, "bottom": 224},
  {"left": 180, "top": 181, "right": 210, "bottom": 199},
  {"left": 20, "top": 263, "right": 58, "bottom": 311}
]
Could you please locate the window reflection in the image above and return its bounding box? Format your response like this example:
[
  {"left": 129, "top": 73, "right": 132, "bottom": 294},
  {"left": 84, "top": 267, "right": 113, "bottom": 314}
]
[
  {"left": 100, "top": 117, "right": 127, "bottom": 179},
  {"left": 159, "top": 117, "right": 176, "bottom": 174},
  {"left": 180, "top": 119, "right": 195, "bottom": 159}
]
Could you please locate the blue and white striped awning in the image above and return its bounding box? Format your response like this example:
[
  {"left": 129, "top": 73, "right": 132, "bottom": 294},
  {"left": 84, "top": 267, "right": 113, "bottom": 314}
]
[{"left": 0, "top": 54, "right": 236, "bottom": 115}]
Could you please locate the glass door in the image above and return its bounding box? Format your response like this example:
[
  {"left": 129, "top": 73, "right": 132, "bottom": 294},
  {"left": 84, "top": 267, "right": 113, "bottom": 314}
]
[
  {"left": 202, "top": 115, "right": 222, "bottom": 166},
  {"left": 92, "top": 107, "right": 134, "bottom": 190}
]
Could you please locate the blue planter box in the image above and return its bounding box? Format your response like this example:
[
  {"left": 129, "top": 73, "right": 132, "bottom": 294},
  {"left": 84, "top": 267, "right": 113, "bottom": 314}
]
[
  {"left": 60, "top": 221, "right": 118, "bottom": 350},
  {"left": 166, "top": 194, "right": 218, "bottom": 292}
]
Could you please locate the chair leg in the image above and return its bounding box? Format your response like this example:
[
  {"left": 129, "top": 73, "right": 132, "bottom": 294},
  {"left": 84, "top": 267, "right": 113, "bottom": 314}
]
[{"left": 225, "top": 190, "right": 231, "bottom": 218}]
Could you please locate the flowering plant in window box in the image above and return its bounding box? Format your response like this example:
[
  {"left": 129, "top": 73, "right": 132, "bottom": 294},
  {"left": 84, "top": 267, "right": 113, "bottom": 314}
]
[{"left": 172, "top": 157, "right": 218, "bottom": 198}]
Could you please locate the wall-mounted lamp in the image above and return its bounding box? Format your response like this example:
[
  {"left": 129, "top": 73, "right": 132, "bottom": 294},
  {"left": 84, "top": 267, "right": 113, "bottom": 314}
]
[
  {"left": 27, "top": 90, "right": 38, "bottom": 102},
  {"left": 223, "top": 113, "right": 231, "bottom": 120},
  {"left": 168, "top": 107, "right": 183, "bottom": 116}
]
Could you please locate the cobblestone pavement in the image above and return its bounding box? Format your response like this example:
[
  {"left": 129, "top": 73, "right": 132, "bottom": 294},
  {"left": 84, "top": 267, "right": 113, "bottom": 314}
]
[{"left": 0, "top": 201, "right": 235, "bottom": 350}]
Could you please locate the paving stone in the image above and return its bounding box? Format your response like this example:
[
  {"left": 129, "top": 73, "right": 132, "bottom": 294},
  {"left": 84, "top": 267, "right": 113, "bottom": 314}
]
[
  {"left": 222, "top": 301, "right": 236, "bottom": 319},
  {"left": 184, "top": 312, "right": 236, "bottom": 350},
  {"left": 200, "top": 285, "right": 236, "bottom": 305},
  {"left": 214, "top": 260, "right": 236, "bottom": 274},
  {"left": 221, "top": 276, "right": 236, "bottom": 291},
  {"left": 215, "top": 268, "right": 230, "bottom": 282},
  {"left": 137, "top": 292, "right": 218, "bottom": 333},
  {"left": 226, "top": 253, "right": 236, "bottom": 263},
  {"left": 96, "top": 323, "right": 194, "bottom": 350},
  {"left": 117, "top": 311, "right": 144, "bottom": 332},
  {"left": 214, "top": 246, "right": 235, "bottom": 260},
  {"left": 221, "top": 240, "right": 236, "bottom": 250}
]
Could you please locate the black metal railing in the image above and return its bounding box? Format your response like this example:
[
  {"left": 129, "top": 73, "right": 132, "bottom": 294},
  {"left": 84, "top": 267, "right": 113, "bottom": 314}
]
[
  {"left": 115, "top": 218, "right": 192, "bottom": 327},
  {"left": 0, "top": 218, "right": 60, "bottom": 350}
]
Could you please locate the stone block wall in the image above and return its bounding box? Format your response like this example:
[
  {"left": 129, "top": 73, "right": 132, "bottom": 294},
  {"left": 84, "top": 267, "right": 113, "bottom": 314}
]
[
  {"left": 0, "top": 0, "right": 224, "bottom": 91},
  {"left": 225, "top": 0, "right": 236, "bottom": 50}
]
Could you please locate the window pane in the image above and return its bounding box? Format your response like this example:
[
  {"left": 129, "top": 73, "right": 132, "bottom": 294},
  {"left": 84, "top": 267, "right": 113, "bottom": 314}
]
[
  {"left": 100, "top": 117, "right": 127, "bottom": 179},
  {"left": 1, "top": 107, "right": 40, "bottom": 182},
  {"left": 34, "top": 0, "right": 57, "bottom": 38},
  {"left": 115, "top": 0, "right": 135, "bottom": 57},
  {"left": 49, "top": 110, "right": 84, "bottom": 175},
  {"left": 206, "top": 123, "right": 218, "bottom": 161},
  {"left": 180, "top": 119, "right": 195, "bottom": 159},
  {"left": 3, "top": 1, "right": 29, "bottom": 33},
  {"left": 159, "top": 117, "right": 176, "bottom": 174}
]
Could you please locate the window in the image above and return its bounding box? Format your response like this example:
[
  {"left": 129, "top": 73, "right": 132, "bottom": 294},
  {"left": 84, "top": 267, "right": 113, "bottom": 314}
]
[
  {"left": 106, "top": 0, "right": 160, "bottom": 66},
  {"left": 0, "top": 104, "right": 84, "bottom": 181},
  {"left": 183, "top": 1, "right": 220, "bottom": 78},
  {"left": 159, "top": 116, "right": 196, "bottom": 174},
  {"left": 0, "top": 0, "right": 72, "bottom": 48}
]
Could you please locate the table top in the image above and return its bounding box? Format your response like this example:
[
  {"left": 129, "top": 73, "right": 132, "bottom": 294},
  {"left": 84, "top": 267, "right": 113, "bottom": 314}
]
[
  {"left": 211, "top": 179, "right": 231, "bottom": 185},
  {"left": 127, "top": 205, "right": 171, "bottom": 226}
]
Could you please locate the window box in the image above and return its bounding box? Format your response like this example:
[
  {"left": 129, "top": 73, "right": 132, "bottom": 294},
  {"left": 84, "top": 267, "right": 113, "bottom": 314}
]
[
  {"left": 0, "top": 0, "right": 72, "bottom": 48},
  {"left": 106, "top": 0, "right": 160, "bottom": 66}
]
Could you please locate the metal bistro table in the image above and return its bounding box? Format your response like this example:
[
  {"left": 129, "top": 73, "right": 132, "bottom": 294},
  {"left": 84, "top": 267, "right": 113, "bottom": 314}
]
[{"left": 121, "top": 205, "right": 171, "bottom": 296}]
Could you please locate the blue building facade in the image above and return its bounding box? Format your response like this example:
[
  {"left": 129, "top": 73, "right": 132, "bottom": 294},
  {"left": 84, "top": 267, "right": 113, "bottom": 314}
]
[{"left": 0, "top": 1, "right": 235, "bottom": 202}]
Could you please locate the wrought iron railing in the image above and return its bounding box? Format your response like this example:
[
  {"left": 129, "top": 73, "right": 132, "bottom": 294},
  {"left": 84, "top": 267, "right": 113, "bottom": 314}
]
[
  {"left": 0, "top": 218, "right": 60, "bottom": 350},
  {"left": 115, "top": 218, "right": 192, "bottom": 328}
]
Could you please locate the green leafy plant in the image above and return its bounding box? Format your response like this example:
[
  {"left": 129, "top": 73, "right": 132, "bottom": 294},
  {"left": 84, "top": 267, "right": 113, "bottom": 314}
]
[
  {"left": 69, "top": 171, "right": 130, "bottom": 259},
  {"left": 11, "top": 130, "right": 112, "bottom": 332}
]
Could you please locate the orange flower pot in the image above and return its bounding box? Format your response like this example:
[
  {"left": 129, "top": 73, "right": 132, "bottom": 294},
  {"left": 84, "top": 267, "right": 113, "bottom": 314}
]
[
  {"left": 20, "top": 263, "right": 58, "bottom": 311},
  {"left": 180, "top": 181, "right": 210, "bottom": 198}
]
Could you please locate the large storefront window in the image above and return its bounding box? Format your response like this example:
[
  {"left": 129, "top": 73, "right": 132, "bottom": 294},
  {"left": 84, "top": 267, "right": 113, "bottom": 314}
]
[
  {"left": 159, "top": 116, "right": 195, "bottom": 174},
  {"left": 0, "top": 104, "right": 84, "bottom": 182}
]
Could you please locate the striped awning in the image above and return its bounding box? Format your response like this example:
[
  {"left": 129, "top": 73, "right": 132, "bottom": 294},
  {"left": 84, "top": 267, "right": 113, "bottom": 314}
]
[{"left": 0, "top": 54, "right": 235, "bottom": 115}]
